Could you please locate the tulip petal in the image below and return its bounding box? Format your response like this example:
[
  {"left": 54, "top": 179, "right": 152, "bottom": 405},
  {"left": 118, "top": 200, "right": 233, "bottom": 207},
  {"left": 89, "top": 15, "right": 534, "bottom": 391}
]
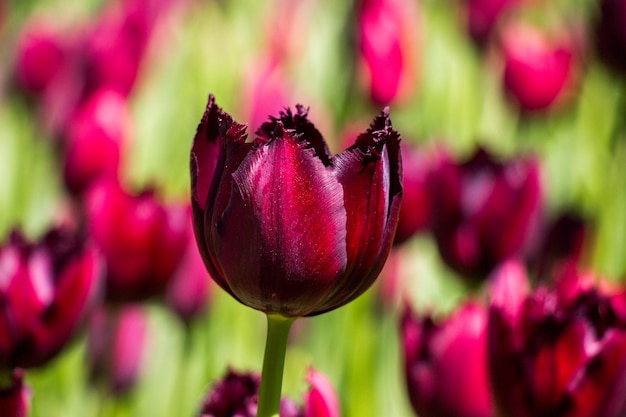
[{"left": 216, "top": 123, "right": 348, "bottom": 316}]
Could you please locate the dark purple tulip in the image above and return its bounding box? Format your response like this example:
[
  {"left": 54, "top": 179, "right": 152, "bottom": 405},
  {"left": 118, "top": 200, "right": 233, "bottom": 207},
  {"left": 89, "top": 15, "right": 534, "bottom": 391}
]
[
  {"left": 199, "top": 368, "right": 340, "bottom": 417},
  {"left": 402, "top": 302, "right": 494, "bottom": 417},
  {"left": 595, "top": 0, "right": 626, "bottom": 76},
  {"left": 429, "top": 147, "right": 542, "bottom": 280},
  {"left": 501, "top": 23, "right": 576, "bottom": 112},
  {"left": 488, "top": 260, "right": 626, "bottom": 417},
  {"left": 62, "top": 89, "right": 129, "bottom": 195},
  {"left": 394, "top": 143, "right": 433, "bottom": 245},
  {"left": 191, "top": 95, "right": 402, "bottom": 317},
  {"left": 87, "top": 305, "right": 148, "bottom": 394},
  {"left": 0, "top": 369, "right": 30, "bottom": 417},
  {"left": 85, "top": 179, "right": 188, "bottom": 303},
  {"left": 0, "top": 227, "right": 101, "bottom": 369}
]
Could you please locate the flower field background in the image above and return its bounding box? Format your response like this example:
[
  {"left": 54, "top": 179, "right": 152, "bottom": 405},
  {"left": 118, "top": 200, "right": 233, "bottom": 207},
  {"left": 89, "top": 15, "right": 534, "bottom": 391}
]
[{"left": 1, "top": 0, "right": 626, "bottom": 416}]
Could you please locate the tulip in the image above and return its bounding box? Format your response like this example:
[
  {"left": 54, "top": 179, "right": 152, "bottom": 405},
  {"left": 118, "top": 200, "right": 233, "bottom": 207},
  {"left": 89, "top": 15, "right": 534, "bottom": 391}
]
[
  {"left": 429, "top": 147, "right": 542, "bottom": 280},
  {"left": 191, "top": 94, "right": 402, "bottom": 318},
  {"left": 402, "top": 302, "right": 494, "bottom": 417},
  {"left": 86, "top": 305, "right": 149, "bottom": 394},
  {"left": 198, "top": 368, "right": 340, "bottom": 417},
  {"left": 501, "top": 23, "right": 575, "bottom": 112},
  {"left": 0, "top": 227, "right": 101, "bottom": 369},
  {"left": 0, "top": 369, "right": 30, "bottom": 417},
  {"left": 463, "top": 0, "right": 520, "bottom": 46},
  {"left": 85, "top": 179, "right": 188, "bottom": 303},
  {"left": 356, "top": 0, "right": 421, "bottom": 106},
  {"left": 488, "top": 260, "right": 626, "bottom": 417},
  {"left": 62, "top": 89, "right": 130, "bottom": 195},
  {"left": 595, "top": 0, "right": 626, "bottom": 76}
]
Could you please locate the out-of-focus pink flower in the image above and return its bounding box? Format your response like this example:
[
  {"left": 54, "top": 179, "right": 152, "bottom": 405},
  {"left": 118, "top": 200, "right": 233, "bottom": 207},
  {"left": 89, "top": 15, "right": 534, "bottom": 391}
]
[
  {"left": 0, "top": 227, "right": 101, "bottom": 369},
  {"left": 166, "top": 227, "right": 212, "bottom": 325},
  {"left": 463, "top": 0, "right": 521, "bottom": 46},
  {"left": 356, "top": 0, "right": 421, "bottom": 106},
  {"left": 394, "top": 142, "right": 434, "bottom": 245},
  {"left": 488, "top": 260, "right": 626, "bottom": 417},
  {"left": 87, "top": 305, "right": 149, "bottom": 394},
  {"left": 0, "top": 369, "right": 31, "bottom": 417},
  {"left": 595, "top": 0, "right": 626, "bottom": 76},
  {"left": 429, "top": 147, "right": 542, "bottom": 280},
  {"left": 62, "top": 89, "right": 130, "bottom": 195},
  {"left": 13, "top": 21, "right": 68, "bottom": 96},
  {"left": 85, "top": 179, "right": 188, "bottom": 303},
  {"left": 501, "top": 23, "right": 576, "bottom": 112},
  {"left": 402, "top": 302, "right": 494, "bottom": 417},
  {"left": 198, "top": 368, "right": 340, "bottom": 417}
]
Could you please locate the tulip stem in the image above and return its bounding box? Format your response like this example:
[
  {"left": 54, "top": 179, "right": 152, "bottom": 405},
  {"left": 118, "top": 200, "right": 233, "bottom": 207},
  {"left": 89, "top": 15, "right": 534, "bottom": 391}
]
[{"left": 256, "top": 314, "right": 295, "bottom": 417}]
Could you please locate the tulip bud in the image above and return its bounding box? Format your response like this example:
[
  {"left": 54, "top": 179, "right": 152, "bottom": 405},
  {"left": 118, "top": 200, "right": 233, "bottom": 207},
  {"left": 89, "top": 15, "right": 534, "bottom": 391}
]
[
  {"left": 488, "top": 260, "right": 626, "bottom": 417},
  {"left": 191, "top": 95, "right": 402, "bottom": 317},
  {"left": 86, "top": 305, "right": 149, "bottom": 394},
  {"left": 0, "top": 369, "right": 31, "bottom": 417},
  {"left": 13, "top": 21, "right": 67, "bottom": 97},
  {"left": 303, "top": 368, "right": 341, "bottom": 417},
  {"left": 356, "top": 0, "right": 421, "bottom": 106},
  {"left": 595, "top": 0, "right": 626, "bottom": 76},
  {"left": 402, "top": 302, "right": 494, "bottom": 417},
  {"left": 501, "top": 23, "right": 575, "bottom": 112},
  {"left": 0, "top": 227, "right": 101, "bottom": 369},
  {"left": 463, "top": 0, "right": 520, "bottom": 46},
  {"left": 62, "top": 89, "right": 130, "bottom": 195},
  {"left": 85, "top": 179, "right": 188, "bottom": 303},
  {"left": 429, "top": 147, "right": 542, "bottom": 280}
]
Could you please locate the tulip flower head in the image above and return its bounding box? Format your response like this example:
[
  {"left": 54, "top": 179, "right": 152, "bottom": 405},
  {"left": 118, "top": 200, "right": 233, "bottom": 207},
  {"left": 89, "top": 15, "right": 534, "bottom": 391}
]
[
  {"left": 0, "top": 228, "right": 101, "bottom": 369},
  {"left": 488, "top": 260, "right": 626, "bottom": 417},
  {"left": 190, "top": 95, "right": 402, "bottom": 318},
  {"left": 402, "top": 302, "right": 494, "bottom": 417}
]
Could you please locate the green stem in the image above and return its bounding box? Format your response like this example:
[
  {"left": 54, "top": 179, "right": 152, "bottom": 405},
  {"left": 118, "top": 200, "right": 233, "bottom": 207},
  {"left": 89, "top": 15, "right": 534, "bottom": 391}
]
[{"left": 256, "top": 314, "right": 295, "bottom": 417}]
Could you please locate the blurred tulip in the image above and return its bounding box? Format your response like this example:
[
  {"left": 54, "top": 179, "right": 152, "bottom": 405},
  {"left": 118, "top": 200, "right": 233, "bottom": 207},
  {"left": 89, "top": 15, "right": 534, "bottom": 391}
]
[
  {"left": 62, "top": 89, "right": 130, "bottom": 195},
  {"left": 12, "top": 21, "right": 68, "bottom": 97},
  {"left": 501, "top": 23, "right": 576, "bottom": 112},
  {"left": 356, "top": 0, "right": 421, "bottom": 106},
  {"left": 595, "top": 0, "right": 626, "bottom": 76},
  {"left": 488, "top": 260, "right": 626, "bottom": 417},
  {"left": 85, "top": 179, "right": 188, "bottom": 303},
  {"left": 0, "top": 369, "right": 30, "bottom": 417},
  {"left": 191, "top": 95, "right": 402, "bottom": 317},
  {"left": 0, "top": 227, "right": 101, "bottom": 369},
  {"left": 394, "top": 143, "right": 433, "bottom": 245},
  {"left": 429, "top": 147, "right": 542, "bottom": 281},
  {"left": 87, "top": 305, "right": 149, "bottom": 394},
  {"left": 464, "top": 0, "right": 520, "bottom": 46},
  {"left": 198, "top": 368, "right": 340, "bottom": 417},
  {"left": 402, "top": 302, "right": 494, "bottom": 417}
]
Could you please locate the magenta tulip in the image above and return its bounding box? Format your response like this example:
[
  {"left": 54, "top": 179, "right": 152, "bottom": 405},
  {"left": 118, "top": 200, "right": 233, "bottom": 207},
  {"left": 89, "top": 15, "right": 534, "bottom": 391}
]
[
  {"left": 463, "top": 0, "right": 520, "bottom": 45},
  {"left": 85, "top": 179, "right": 188, "bottom": 303},
  {"left": 402, "top": 302, "right": 494, "bottom": 417},
  {"left": 429, "top": 147, "right": 542, "bottom": 280},
  {"left": 191, "top": 95, "right": 402, "bottom": 317},
  {"left": 488, "top": 260, "right": 626, "bottom": 417},
  {"left": 0, "top": 228, "right": 101, "bottom": 369},
  {"left": 0, "top": 369, "right": 30, "bottom": 417}
]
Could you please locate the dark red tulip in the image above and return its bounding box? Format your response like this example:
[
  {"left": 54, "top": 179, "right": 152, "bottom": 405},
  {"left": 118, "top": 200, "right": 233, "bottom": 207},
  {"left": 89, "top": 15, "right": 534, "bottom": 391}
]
[
  {"left": 85, "top": 179, "right": 188, "bottom": 303},
  {"left": 429, "top": 147, "right": 542, "bottom": 280},
  {"left": 87, "top": 305, "right": 148, "bottom": 394},
  {"left": 0, "top": 369, "right": 30, "bottom": 417},
  {"left": 394, "top": 143, "right": 433, "bottom": 245},
  {"left": 0, "top": 227, "right": 101, "bottom": 369},
  {"left": 62, "top": 89, "right": 129, "bottom": 195},
  {"left": 199, "top": 368, "right": 340, "bottom": 417},
  {"left": 488, "top": 260, "right": 626, "bottom": 417},
  {"left": 191, "top": 95, "right": 402, "bottom": 317},
  {"left": 595, "top": 0, "right": 626, "bottom": 76},
  {"left": 464, "top": 0, "right": 520, "bottom": 46},
  {"left": 12, "top": 21, "right": 68, "bottom": 97},
  {"left": 356, "top": 0, "right": 421, "bottom": 106},
  {"left": 402, "top": 302, "right": 494, "bottom": 417},
  {"left": 501, "top": 23, "right": 575, "bottom": 112}
]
